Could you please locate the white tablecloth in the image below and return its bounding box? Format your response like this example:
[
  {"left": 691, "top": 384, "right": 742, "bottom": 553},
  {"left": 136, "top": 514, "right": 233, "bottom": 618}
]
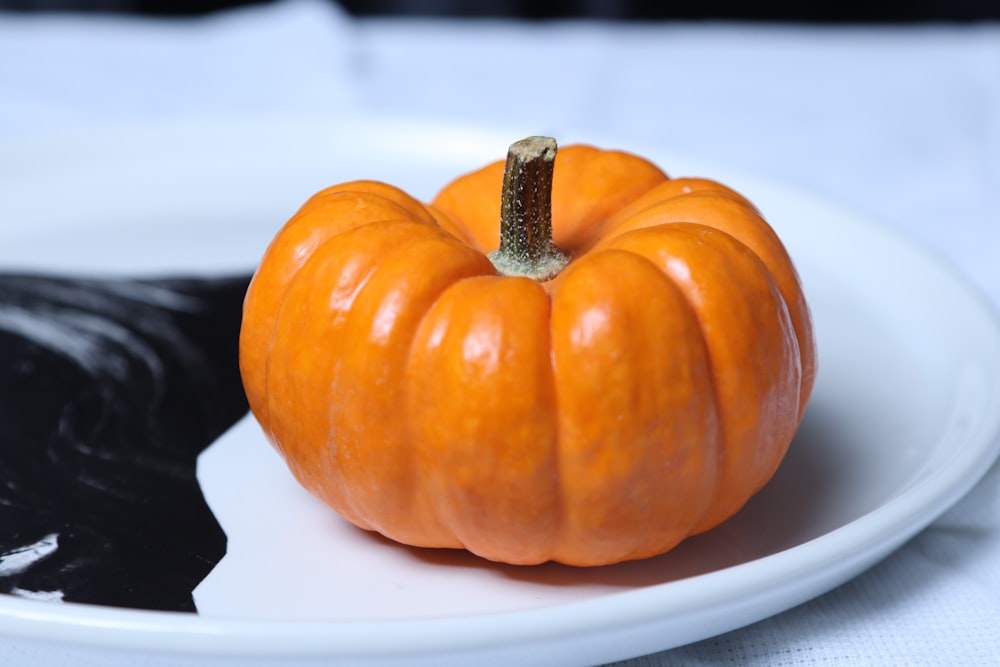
[{"left": 2, "top": 1, "right": 999, "bottom": 664}]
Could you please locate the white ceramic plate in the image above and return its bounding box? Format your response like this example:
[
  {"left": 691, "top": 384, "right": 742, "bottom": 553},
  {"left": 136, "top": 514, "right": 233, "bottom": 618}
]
[{"left": 1, "top": 116, "right": 999, "bottom": 666}]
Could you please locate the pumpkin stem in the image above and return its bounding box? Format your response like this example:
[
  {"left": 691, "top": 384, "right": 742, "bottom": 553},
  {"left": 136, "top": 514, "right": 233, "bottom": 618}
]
[{"left": 488, "top": 136, "right": 569, "bottom": 281}]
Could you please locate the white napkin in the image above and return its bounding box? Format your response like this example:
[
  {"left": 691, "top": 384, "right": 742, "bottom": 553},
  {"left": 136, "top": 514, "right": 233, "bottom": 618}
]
[
  {"left": 1, "top": 2, "right": 999, "bottom": 665},
  {"left": 0, "top": 0, "right": 358, "bottom": 138}
]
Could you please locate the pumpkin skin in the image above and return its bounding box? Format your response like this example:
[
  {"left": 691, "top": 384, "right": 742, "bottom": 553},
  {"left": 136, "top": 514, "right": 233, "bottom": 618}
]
[{"left": 239, "top": 143, "right": 817, "bottom": 566}]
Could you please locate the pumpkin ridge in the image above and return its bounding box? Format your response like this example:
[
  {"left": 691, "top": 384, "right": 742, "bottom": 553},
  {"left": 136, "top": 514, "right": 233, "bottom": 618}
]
[
  {"left": 258, "top": 218, "right": 431, "bottom": 439},
  {"left": 334, "top": 231, "right": 496, "bottom": 544},
  {"left": 608, "top": 230, "right": 728, "bottom": 535},
  {"left": 592, "top": 178, "right": 751, "bottom": 236},
  {"left": 400, "top": 272, "right": 507, "bottom": 549},
  {"left": 261, "top": 219, "right": 446, "bottom": 529},
  {"left": 547, "top": 147, "right": 667, "bottom": 254},
  {"left": 605, "top": 245, "right": 725, "bottom": 538},
  {"left": 603, "top": 223, "right": 801, "bottom": 532},
  {"left": 536, "top": 284, "right": 566, "bottom": 564},
  {"left": 302, "top": 180, "right": 440, "bottom": 227},
  {"left": 406, "top": 275, "right": 561, "bottom": 562},
  {"left": 594, "top": 191, "right": 755, "bottom": 247},
  {"left": 596, "top": 188, "right": 755, "bottom": 244},
  {"left": 595, "top": 193, "right": 816, "bottom": 419},
  {"left": 241, "top": 189, "right": 440, "bottom": 434},
  {"left": 619, "top": 246, "right": 725, "bottom": 536},
  {"left": 547, "top": 248, "right": 720, "bottom": 563}
]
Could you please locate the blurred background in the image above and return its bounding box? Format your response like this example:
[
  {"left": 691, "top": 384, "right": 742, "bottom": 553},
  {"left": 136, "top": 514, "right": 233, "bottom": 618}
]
[{"left": 2, "top": 0, "right": 999, "bottom": 21}]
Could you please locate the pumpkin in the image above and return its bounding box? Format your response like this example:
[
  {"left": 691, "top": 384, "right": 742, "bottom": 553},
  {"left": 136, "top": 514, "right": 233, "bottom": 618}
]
[{"left": 239, "top": 136, "right": 817, "bottom": 566}]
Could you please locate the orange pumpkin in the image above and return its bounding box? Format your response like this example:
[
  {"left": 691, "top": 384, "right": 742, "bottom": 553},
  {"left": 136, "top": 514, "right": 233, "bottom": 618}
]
[{"left": 239, "top": 137, "right": 816, "bottom": 566}]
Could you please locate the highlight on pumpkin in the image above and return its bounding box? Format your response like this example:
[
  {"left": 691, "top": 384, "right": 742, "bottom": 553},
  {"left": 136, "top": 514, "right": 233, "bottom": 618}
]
[{"left": 238, "top": 135, "right": 817, "bottom": 567}]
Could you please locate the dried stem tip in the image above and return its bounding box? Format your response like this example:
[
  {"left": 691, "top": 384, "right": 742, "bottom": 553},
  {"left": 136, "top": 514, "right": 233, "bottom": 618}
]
[{"left": 489, "top": 136, "right": 569, "bottom": 281}]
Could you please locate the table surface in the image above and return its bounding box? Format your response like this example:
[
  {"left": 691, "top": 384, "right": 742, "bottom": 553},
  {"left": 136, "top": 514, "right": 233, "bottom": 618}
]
[{"left": 1, "top": 1, "right": 999, "bottom": 665}]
